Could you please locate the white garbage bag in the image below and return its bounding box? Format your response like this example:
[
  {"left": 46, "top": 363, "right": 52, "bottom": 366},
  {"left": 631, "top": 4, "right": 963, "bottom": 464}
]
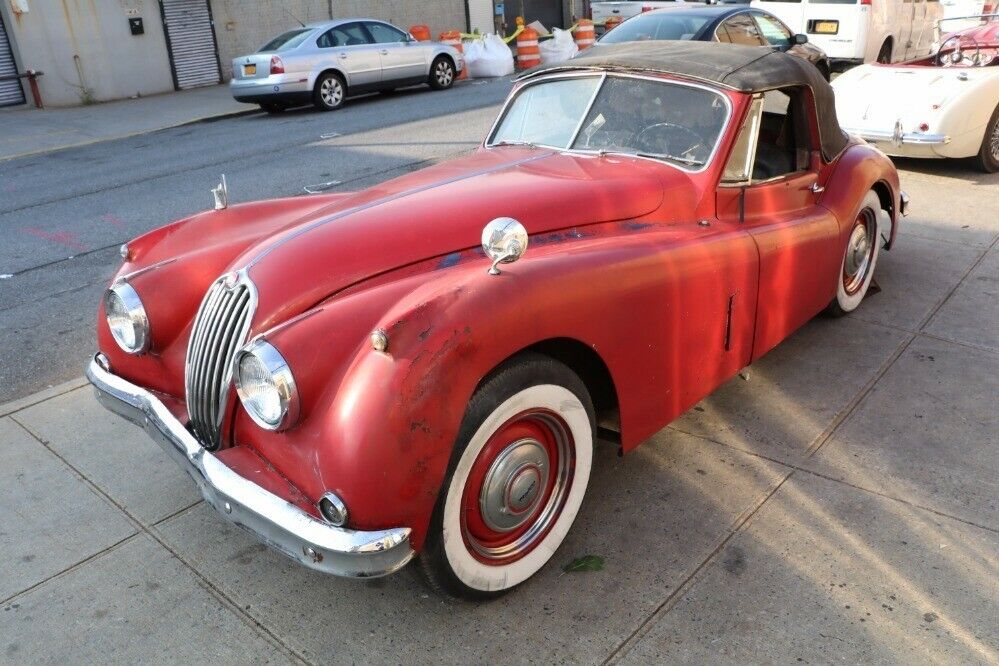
[
  {"left": 465, "top": 33, "right": 515, "bottom": 78},
  {"left": 539, "top": 28, "right": 578, "bottom": 65}
]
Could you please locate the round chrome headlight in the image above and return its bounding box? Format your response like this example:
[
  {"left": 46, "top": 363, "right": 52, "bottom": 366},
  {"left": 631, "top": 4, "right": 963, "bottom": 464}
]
[
  {"left": 104, "top": 282, "right": 149, "bottom": 354},
  {"left": 234, "top": 340, "right": 299, "bottom": 431}
]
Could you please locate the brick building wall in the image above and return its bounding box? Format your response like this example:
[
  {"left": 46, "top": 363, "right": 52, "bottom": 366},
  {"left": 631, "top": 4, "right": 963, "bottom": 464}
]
[{"left": 210, "top": 0, "right": 468, "bottom": 80}]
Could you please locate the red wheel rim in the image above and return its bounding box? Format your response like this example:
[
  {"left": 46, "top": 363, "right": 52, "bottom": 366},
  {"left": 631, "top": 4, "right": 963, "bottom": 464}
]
[
  {"left": 843, "top": 209, "right": 876, "bottom": 295},
  {"left": 460, "top": 409, "right": 575, "bottom": 565}
]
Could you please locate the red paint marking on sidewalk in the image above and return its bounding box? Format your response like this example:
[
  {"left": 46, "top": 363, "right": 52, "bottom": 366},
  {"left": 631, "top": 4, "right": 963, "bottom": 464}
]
[
  {"left": 101, "top": 214, "right": 125, "bottom": 228},
  {"left": 21, "top": 227, "right": 88, "bottom": 252}
]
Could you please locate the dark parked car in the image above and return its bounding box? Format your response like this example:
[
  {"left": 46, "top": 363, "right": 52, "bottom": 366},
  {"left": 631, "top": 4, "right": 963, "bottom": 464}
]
[{"left": 596, "top": 5, "right": 831, "bottom": 79}]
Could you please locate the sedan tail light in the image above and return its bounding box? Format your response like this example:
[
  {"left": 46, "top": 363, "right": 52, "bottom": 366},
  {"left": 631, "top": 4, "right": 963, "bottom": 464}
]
[
  {"left": 641, "top": 5, "right": 654, "bottom": 11},
  {"left": 270, "top": 56, "right": 285, "bottom": 75}
]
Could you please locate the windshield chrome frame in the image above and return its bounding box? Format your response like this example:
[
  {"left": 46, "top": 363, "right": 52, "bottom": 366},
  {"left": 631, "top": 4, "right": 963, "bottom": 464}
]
[{"left": 485, "top": 71, "right": 734, "bottom": 174}]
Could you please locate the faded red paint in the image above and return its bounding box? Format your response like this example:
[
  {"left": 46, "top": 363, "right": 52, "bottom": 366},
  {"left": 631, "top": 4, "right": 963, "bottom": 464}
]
[{"left": 96, "top": 73, "right": 901, "bottom": 551}]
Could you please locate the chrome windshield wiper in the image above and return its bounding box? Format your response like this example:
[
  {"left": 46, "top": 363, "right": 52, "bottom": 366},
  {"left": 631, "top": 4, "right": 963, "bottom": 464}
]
[{"left": 595, "top": 149, "right": 704, "bottom": 168}]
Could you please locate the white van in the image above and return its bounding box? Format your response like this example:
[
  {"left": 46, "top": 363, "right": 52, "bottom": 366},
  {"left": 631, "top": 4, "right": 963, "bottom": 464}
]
[{"left": 750, "top": 0, "right": 943, "bottom": 67}]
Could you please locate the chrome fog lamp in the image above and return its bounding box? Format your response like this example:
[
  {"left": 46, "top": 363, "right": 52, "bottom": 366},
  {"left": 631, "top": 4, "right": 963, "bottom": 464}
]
[
  {"left": 234, "top": 340, "right": 299, "bottom": 431},
  {"left": 318, "top": 493, "right": 348, "bottom": 526},
  {"left": 104, "top": 282, "right": 150, "bottom": 354},
  {"left": 481, "top": 217, "right": 529, "bottom": 275}
]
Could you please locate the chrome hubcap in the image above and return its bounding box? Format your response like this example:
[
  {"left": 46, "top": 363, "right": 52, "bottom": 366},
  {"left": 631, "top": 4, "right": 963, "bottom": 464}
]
[
  {"left": 321, "top": 79, "right": 342, "bottom": 106},
  {"left": 844, "top": 211, "right": 874, "bottom": 294},
  {"left": 436, "top": 62, "right": 453, "bottom": 86},
  {"left": 480, "top": 439, "right": 549, "bottom": 532}
]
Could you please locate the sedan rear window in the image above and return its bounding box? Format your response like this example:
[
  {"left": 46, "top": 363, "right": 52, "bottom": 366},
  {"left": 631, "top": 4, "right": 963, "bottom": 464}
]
[
  {"left": 259, "top": 29, "right": 312, "bottom": 52},
  {"left": 599, "top": 14, "right": 712, "bottom": 42}
]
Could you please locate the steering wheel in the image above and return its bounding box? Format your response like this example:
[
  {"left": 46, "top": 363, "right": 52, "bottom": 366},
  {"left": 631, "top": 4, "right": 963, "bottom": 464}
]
[
  {"left": 938, "top": 34, "right": 981, "bottom": 67},
  {"left": 634, "top": 123, "right": 708, "bottom": 163}
]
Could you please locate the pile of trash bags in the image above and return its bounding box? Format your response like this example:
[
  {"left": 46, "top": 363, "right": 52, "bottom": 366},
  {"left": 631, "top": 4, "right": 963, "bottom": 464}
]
[
  {"left": 538, "top": 28, "right": 578, "bottom": 65},
  {"left": 464, "top": 34, "right": 515, "bottom": 78}
]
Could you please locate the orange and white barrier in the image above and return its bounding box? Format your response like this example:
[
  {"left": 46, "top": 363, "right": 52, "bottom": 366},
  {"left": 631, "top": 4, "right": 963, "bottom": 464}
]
[
  {"left": 573, "top": 19, "right": 596, "bottom": 50},
  {"left": 516, "top": 27, "right": 541, "bottom": 70},
  {"left": 604, "top": 17, "right": 623, "bottom": 32},
  {"left": 409, "top": 24, "right": 432, "bottom": 41},
  {"left": 439, "top": 30, "right": 468, "bottom": 80}
]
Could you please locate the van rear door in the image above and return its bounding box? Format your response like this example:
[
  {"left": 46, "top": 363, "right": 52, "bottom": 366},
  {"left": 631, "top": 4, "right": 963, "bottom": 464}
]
[
  {"left": 751, "top": 0, "right": 807, "bottom": 36},
  {"left": 801, "top": 0, "right": 868, "bottom": 61}
]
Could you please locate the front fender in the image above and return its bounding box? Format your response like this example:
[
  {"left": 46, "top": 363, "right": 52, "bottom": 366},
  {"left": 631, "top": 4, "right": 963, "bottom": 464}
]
[{"left": 821, "top": 143, "right": 902, "bottom": 247}]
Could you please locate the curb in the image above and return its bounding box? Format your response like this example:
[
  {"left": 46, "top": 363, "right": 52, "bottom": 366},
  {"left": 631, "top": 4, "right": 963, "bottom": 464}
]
[
  {"left": 0, "top": 107, "right": 260, "bottom": 163},
  {"left": 0, "top": 376, "right": 90, "bottom": 418}
]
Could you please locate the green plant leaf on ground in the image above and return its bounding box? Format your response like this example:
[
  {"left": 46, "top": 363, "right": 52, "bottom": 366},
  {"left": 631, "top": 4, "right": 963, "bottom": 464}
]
[{"left": 562, "top": 555, "right": 604, "bottom": 573}]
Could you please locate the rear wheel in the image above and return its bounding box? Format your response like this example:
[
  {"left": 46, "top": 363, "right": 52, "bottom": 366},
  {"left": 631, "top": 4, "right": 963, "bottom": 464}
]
[
  {"left": 429, "top": 56, "right": 455, "bottom": 90},
  {"left": 876, "top": 39, "right": 893, "bottom": 64},
  {"left": 826, "top": 191, "right": 886, "bottom": 317},
  {"left": 975, "top": 103, "right": 999, "bottom": 173},
  {"left": 419, "top": 354, "right": 594, "bottom": 600},
  {"left": 313, "top": 72, "right": 345, "bottom": 111}
]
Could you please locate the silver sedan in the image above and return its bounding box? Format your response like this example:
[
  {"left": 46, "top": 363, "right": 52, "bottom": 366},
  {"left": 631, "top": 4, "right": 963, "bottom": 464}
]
[{"left": 229, "top": 19, "right": 464, "bottom": 112}]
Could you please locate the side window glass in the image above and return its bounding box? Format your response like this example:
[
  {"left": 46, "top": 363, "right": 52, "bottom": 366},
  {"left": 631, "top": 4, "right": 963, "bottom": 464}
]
[
  {"left": 751, "top": 88, "right": 812, "bottom": 181},
  {"left": 366, "top": 22, "right": 407, "bottom": 43},
  {"left": 754, "top": 13, "right": 793, "bottom": 49},
  {"left": 325, "top": 22, "right": 371, "bottom": 48},
  {"left": 722, "top": 97, "right": 764, "bottom": 183},
  {"left": 717, "top": 14, "right": 765, "bottom": 46}
]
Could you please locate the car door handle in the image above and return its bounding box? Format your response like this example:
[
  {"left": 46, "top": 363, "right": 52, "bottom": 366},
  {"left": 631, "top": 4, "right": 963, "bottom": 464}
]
[
  {"left": 339, "top": 53, "right": 348, "bottom": 59},
  {"left": 810, "top": 182, "right": 825, "bottom": 194},
  {"left": 380, "top": 49, "right": 389, "bottom": 55}
]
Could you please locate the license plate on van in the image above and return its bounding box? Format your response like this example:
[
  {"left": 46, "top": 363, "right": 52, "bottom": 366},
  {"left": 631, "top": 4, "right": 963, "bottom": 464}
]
[
  {"left": 810, "top": 20, "right": 839, "bottom": 35},
  {"left": 244, "top": 64, "right": 256, "bottom": 75}
]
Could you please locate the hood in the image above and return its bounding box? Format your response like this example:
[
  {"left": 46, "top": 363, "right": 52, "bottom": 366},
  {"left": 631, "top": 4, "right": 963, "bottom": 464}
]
[
  {"left": 833, "top": 64, "right": 989, "bottom": 130},
  {"left": 236, "top": 146, "right": 672, "bottom": 331}
]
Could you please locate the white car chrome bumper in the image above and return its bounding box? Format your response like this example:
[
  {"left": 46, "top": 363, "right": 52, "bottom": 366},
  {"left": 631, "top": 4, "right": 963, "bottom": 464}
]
[{"left": 845, "top": 127, "right": 951, "bottom": 147}]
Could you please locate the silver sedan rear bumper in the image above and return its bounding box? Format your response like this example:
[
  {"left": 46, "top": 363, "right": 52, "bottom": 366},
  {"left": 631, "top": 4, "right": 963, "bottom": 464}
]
[{"left": 86, "top": 354, "right": 414, "bottom": 578}]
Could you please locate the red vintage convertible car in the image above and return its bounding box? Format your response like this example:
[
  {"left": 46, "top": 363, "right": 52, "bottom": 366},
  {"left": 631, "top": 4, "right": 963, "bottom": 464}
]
[{"left": 88, "top": 42, "right": 907, "bottom": 599}]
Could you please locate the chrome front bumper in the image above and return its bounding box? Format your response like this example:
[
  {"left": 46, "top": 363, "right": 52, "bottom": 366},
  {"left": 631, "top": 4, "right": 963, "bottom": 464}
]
[
  {"left": 86, "top": 355, "right": 414, "bottom": 578},
  {"left": 845, "top": 126, "right": 951, "bottom": 148}
]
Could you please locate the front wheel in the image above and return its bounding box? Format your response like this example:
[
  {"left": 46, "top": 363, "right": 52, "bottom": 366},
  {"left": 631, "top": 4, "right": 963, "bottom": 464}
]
[
  {"left": 429, "top": 56, "right": 455, "bottom": 90},
  {"left": 975, "top": 103, "right": 999, "bottom": 173},
  {"left": 419, "top": 354, "right": 594, "bottom": 600},
  {"left": 826, "top": 190, "right": 886, "bottom": 317}
]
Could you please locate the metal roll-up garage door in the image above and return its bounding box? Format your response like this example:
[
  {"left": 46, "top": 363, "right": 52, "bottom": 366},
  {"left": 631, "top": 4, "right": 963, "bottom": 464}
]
[
  {"left": 0, "top": 10, "right": 25, "bottom": 107},
  {"left": 160, "top": 0, "right": 222, "bottom": 89}
]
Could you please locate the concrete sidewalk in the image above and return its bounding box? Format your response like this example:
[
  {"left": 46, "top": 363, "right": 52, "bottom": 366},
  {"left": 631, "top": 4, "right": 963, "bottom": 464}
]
[
  {"left": 0, "top": 84, "right": 249, "bottom": 161},
  {"left": 0, "top": 160, "right": 996, "bottom": 664}
]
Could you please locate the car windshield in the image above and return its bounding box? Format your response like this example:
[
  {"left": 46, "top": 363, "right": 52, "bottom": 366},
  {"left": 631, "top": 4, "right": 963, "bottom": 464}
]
[
  {"left": 598, "top": 14, "right": 712, "bottom": 43},
  {"left": 490, "top": 74, "right": 729, "bottom": 169},
  {"left": 259, "top": 29, "right": 313, "bottom": 52}
]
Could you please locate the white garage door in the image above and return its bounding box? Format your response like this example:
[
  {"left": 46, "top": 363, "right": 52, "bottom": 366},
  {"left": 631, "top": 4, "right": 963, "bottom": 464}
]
[
  {"left": 0, "top": 10, "right": 25, "bottom": 107},
  {"left": 160, "top": 0, "right": 222, "bottom": 89},
  {"left": 468, "top": 0, "right": 496, "bottom": 34}
]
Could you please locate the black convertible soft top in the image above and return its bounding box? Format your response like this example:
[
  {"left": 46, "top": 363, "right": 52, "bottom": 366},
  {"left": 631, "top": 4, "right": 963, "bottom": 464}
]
[{"left": 521, "top": 41, "right": 849, "bottom": 160}]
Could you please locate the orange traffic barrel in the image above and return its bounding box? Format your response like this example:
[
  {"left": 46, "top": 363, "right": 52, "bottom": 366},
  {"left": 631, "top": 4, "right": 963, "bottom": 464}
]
[
  {"left": 409, "top": 24, "right": 432, "bottom": 41},
  {"left": 573, "top": 19, "right": 596, "bottom": 50},
  {"left": 516, "top": 27, "right": 541, "bottom": 70},
  {"left": 439, "top": 30, "right": 468, "bottom": 79},
  {"left": 604, "top": 16, "right": 622, "bottom": 32}
]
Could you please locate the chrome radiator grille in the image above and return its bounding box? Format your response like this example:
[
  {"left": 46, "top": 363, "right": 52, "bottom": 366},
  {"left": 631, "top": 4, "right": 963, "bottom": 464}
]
[{"left": 185, "top": 274, "right": 255, "bottom": 449}]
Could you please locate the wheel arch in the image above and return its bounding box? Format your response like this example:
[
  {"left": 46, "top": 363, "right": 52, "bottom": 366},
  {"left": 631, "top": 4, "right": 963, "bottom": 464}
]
[
  {"left": 314, "top": 67, "right": 348, "bottom": 92},
  {"left": 870, "top": 179, "right": 896, "bottom": 250}
]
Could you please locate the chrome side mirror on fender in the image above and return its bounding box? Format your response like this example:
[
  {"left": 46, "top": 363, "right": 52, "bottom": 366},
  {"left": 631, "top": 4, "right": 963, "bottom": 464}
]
[{"left": 481, "top": 217, "right": 528, "bottom": 275}]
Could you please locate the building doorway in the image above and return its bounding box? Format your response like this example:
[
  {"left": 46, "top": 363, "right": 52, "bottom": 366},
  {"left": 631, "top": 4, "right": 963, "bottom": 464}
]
[
  {"left": 159, "top": 0, "right": 222, "bottom": 90},
  {"left": 0, "top": 10, "right": 25, "bottom": 107}
]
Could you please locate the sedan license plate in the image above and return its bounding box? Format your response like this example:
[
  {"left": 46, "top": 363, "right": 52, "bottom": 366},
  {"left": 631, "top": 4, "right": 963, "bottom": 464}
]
[
  {"left": 244, "top": 64, "right": 256, "bottom": 75},
  {"left": 810, "top": 20, "right": 839, "bottom": 35}
]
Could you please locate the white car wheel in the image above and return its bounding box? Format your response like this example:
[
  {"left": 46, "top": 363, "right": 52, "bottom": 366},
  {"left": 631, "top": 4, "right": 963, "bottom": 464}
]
[
  {"left": 828, "top": 191, "right": 886, "bottom": 316},
  {"left": 420, "top": 355, "right": 594, "bottom": 599}
]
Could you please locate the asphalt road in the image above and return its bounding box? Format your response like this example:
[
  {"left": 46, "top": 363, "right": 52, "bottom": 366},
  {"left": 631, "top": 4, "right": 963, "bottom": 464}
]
[{"left": 0, "top": 79, "right": 513, "bottom": 404}]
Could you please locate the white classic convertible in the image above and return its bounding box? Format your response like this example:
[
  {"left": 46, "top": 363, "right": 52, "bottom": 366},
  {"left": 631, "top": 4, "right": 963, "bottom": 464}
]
[{"left": 833, "top": 15, "right": 999, "bottom": 172}]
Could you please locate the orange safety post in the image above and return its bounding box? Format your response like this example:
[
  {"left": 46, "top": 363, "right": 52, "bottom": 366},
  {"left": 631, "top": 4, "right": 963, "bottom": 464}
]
[
  {"left": 573, "top": 18, "right": 596, "bottom": 50},
  {"left": 516, "top": 27, "right": 541, "bottom": 70},
  {"left": 604, "top": 16, "right": 622, "bottom": 32},
  {"left": 439, "top": 30, "right": 468, "bottom": 79},
  {"left": 409, "top": 24, "right": 432, "bottom": 41}
]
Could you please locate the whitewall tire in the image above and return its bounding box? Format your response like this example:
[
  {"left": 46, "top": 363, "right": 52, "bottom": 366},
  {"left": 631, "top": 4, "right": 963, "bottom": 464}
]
[
  {"left": 827, "top": 190, "right": 887, "bottom": 316},
  {"left": 420, "top": 354, "right": 594, "bottom": 599}
]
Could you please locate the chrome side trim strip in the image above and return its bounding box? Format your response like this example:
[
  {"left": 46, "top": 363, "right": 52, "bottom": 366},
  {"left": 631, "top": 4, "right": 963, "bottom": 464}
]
[
  {"left": 87, "top": 355, "right": 414, "bottom": 578},
  {"left": 845, "top": 128, "right": 951, "bottom": 146}
]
